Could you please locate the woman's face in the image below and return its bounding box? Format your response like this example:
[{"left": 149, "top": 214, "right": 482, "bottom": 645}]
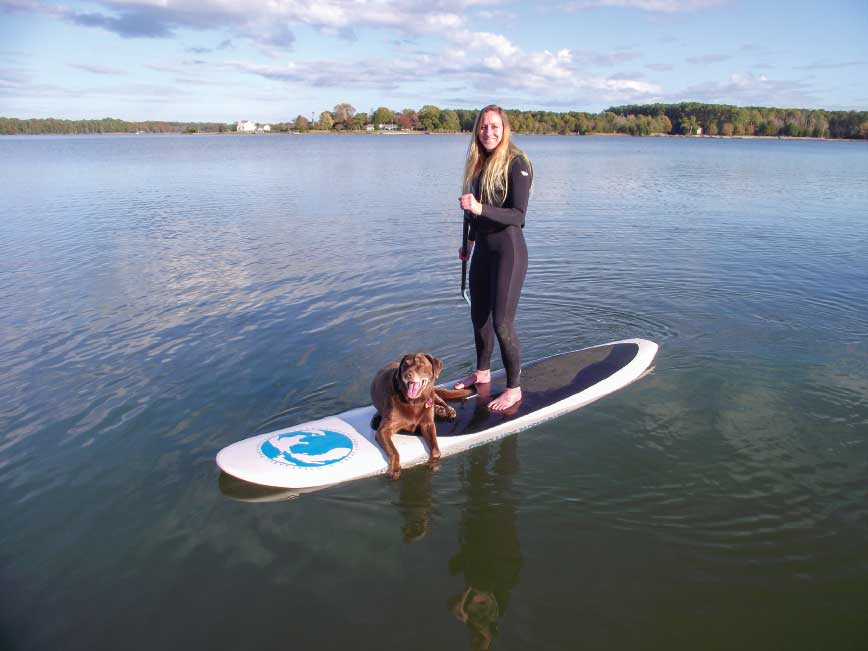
[{"left": 478, "top": 110, "right": 504, "bottom": 152}]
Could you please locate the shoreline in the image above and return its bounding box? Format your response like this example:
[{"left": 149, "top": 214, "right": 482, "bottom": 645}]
[{"left": 1, "top": 130, "right": 862, "bottom": 142}]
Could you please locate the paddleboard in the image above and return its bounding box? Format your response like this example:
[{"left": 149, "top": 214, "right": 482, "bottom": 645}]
[{"left": 216, "top": 338, "right": 657, "bottom": 491}]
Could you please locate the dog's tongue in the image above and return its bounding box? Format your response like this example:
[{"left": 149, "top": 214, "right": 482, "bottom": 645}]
[{"left": 407, "top": 381, "right": 422, "bottom": 399}]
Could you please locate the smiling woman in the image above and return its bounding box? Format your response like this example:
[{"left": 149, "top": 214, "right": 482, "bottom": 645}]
[{"left": 455, "top": 105, "right": 534, "bottom": 412}]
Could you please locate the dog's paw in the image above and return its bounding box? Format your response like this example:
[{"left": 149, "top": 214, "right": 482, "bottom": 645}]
[
  {"left": 388, "top": 459, "right": 402, "bottom": 480},
  {"left": 428, "top": 450, "right": 441, "bottom": 473},
  {"left": 434, "top": 404, "right": 457, "bottom": 421}
]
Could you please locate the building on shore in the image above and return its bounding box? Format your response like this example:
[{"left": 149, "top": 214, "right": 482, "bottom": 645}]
[
  {"left": 364, "top": 123, "right": 399, "bottom": 132},
  {"left": 236, "top": 120, "right": 271, "bottom": 133}
]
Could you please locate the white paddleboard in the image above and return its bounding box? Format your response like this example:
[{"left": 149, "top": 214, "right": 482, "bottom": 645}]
[{"left": 216, "top": 338, "right": 657, "bottom": 491}]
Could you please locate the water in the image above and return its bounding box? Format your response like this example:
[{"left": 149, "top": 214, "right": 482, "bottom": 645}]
[{"left": 1, "top": 133, "right": 866, "bottom": 650}]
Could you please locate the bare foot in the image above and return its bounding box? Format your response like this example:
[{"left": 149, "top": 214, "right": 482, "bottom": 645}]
[
  {"left": 488, "top": 387, "right": 522, "bottom": 411},
  {"left": 454, "top": 369, "right": 491, "bottom": 390}
]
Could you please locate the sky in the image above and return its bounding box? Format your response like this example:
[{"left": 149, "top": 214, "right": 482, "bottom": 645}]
[{"left": 1, "top": 0, "right": 866, "bottom": 123}]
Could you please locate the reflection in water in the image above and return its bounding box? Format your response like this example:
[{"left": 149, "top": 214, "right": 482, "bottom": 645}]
[
  {"left": 447, "top": 437, "right": 522, "bottom": 650},
  {"left": 396, "top": 438, "right": 523, "bottom": 649},
  {"left": 397, "top": 464, "right": 434, "bottom": 543},
  {"left": 217, "top": 471, "right": 303, "bottom": 503}
]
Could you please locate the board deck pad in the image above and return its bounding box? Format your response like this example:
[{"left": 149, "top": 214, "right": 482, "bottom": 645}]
[
  {"left": 436, "top": 342, "right": 638, "bottom": 438},
  {"left": 216, "top": 338, "right": 657, "bottom": 493}
]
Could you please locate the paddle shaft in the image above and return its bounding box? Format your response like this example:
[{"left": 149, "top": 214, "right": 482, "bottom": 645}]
[{"left": 461, "top": 216, "right": 469, "bottom": 299}]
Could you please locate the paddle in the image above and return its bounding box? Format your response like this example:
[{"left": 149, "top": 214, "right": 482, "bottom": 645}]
[{"left": 461, "top": 216, "right": 470, "bottom": 304}]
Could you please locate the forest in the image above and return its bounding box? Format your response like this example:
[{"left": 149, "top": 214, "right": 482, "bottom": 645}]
[
  {"left": 3, "top": 103, "right": 867, "bottom": 139},
  {"left": 0, "top": 117, "right": 229, "bottom": 136}
]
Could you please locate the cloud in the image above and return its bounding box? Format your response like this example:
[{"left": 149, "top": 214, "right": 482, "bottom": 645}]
[
  {"left": 431, "top": 35, "right": 575, "bottom": 92},
  {"left": 645, "top": 63, "right": 674, "bottom": 71},
  {"left": 583, "top": 49, "right": 643, "bottom": 67},
  {"left": 609, "top": 71, "right": 645, "bottom": 80},
  {"left": 0, "top": 78, "right": 70, "bottom": 100},
  {"left": 67, "top": 6, "right": 177, "bottom": 38},
  {"left": 558, "top": 0, "right": 726, "bottom": 12},
  {"left": 794, "top": 60, "right": 867, "bottom": 71},
  {"left": 680, "top": 71, "right": 820, "bottom": 107},
  {"left": 0, "top": 0, "right": 218, "bottom": 38},
  {"left": 69, "top": 63, "right": 126, "bottom": 75},
  {"left": 224, "top": 59, "right": 412, "bottom": 90},
  {"left": 431, "top": 34, "right": 658, "bottom": 102},
  {"left": 685, "top": 53, "right": 731, "bottom": 65},
  {"left": 422, "top": 12, "right": 463, "bottom": 31},
  {"left": 0, "top": 67, "right": 194, "bottom": 109},
  {"left": 3, "top": 1, "right": 495, "bottom": 48},
  {"left": 145, "top": 63, "right": 184, "bottom": 74},
  {"left": 474, "top": 8, "right": 517, "bottom": 21},
  {"left": 145, "top": 60, "right": 210, "bottom": 74},
  {"left": 5, "top": 0, "right": 666, "bottom": 110},
  {"left": 226, "top": 29, "right": 660, "bottom": 110},
  {"left": 471, "top": 31, "right": 520, "bottom": 58},
  {"left": 0, "top": 66, "right": 29, "bottom": 86},
  {"left": 172, "top": 76, "right": 227, "bottom": 87}
]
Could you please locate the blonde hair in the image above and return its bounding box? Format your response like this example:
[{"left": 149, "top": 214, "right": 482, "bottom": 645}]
[{"left": 462, "top": 105, "right": 531, "bottom": 205}]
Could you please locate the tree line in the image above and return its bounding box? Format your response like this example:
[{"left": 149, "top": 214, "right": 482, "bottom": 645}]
[
  {"left": 3, "top": 102, "right": 867, "bottom": 139},
  {"left": 606, "top": 102, "right": 868, "bottom": 139},
  {"left": 278, "top": 103, "right": 675, "bottom": 135},
  {"left": 0, "top": 117, "right": 229, "bottom": 135}
]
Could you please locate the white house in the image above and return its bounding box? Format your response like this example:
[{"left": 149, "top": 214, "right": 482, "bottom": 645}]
[{"left": 236, "top": 120, "right": 272, "bottom": 134}]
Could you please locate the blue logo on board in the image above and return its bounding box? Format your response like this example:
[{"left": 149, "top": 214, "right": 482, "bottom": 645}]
[{"left": 260, "top": 429, "right": 353, "bottom": 467}]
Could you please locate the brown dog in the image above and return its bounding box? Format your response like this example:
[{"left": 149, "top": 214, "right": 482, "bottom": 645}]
[{"left": 370, "top": 353, "right": 471, "bottom": 479}]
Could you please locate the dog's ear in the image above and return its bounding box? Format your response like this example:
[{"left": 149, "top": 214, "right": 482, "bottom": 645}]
[{"left": 425, "top": 354, "right": 444, "bottom": 379}]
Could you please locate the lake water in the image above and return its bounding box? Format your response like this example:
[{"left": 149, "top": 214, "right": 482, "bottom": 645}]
[{"left": 1, "top": 133, "right": 866, "bottom": 650}]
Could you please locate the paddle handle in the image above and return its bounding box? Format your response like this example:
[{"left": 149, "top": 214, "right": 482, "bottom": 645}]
[{"left": 461, "top": 216, "right": 469, "bottom": 298}]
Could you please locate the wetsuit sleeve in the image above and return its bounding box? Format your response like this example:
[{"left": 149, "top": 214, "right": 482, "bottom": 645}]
[{"left": 478, "top": 156, "right": 532, "bottom": 228}]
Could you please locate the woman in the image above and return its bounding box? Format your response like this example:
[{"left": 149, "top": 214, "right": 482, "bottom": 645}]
[{"left": 455, "top": 105, "right": 532, "bottom": 411}]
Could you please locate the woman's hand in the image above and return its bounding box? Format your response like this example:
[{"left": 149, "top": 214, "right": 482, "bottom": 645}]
[
  {"left": 459, "top": 193, "right": 482, "bottom": 216},
  {"left": 458, "top": 242, "right": 474, "bottom": 261}
]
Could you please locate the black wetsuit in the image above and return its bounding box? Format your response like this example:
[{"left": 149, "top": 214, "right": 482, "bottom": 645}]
[{"left": 467, "top": 155, "right": 532, "bottom": 389}]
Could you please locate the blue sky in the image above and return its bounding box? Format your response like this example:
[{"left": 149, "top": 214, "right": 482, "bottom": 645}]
[{"left": 1, "top": 0, "right": 866, "bottom": 122}]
